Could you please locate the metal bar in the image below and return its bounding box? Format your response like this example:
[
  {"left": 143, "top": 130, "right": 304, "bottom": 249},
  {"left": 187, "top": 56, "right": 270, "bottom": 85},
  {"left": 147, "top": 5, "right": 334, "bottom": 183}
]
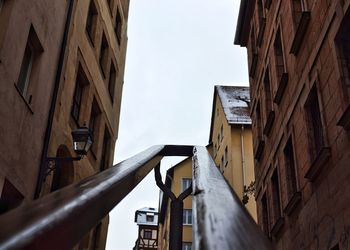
[
  {"left": 154, "top": 164, "right": 192, "bottom": 250},
  {"left": 192, "top": 146, "right": 273, "bottom": 250},
  {"left": 0, "top": 145, "right": 168, "bottom": 250}
]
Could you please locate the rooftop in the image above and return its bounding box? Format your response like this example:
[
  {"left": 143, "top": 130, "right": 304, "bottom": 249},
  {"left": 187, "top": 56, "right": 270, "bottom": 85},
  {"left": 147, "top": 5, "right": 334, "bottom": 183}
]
[{"left": 216, "top": 85, "right": 251, "bottom": 124}]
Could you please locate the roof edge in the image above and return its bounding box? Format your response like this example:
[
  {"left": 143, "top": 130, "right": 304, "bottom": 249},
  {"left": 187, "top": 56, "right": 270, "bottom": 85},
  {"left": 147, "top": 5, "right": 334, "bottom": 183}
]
[{"left": 234, "top": 0, "right": 255, "bottom": 46}]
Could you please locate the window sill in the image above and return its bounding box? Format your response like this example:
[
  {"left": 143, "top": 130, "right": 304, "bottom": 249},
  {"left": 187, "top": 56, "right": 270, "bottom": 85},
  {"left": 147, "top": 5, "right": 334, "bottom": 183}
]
[
  {"left": 304, "top": 147, "right": 331, "bottom": 181},
  {"left": 254, "top": 138, "right": 265, "bottom": 161},
  {"left": 270, "top": 216, "right": 284, "bottom": 236},
  {"left": 263, "top": 110, "right": 275, "bottom": 136},
  {"left": 273, "top": 73, "right": 289, "bottom": 104},
  {"left": 257, "top": 18, "right": 266, "bottom": 47},
  {"left": 337, "top": 103, "right": 350, "bottom": 130},
  {"left": 290, "top": 11, "right": 311, "bottom": 55},
  {"left": 14, "top": 84, "right": 34, "bottom": 114},
  {"left": 249, "top": 53, "right": 258, "bottom": 78},
  {"left": 283, "top": 191, "right": 301, "bottom": 215}
]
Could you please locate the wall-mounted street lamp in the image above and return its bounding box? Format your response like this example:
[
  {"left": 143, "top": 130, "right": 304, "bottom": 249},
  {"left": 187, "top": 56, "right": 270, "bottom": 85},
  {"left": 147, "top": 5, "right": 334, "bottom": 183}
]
[{"left": 45, "top": 127, "right": 93, "bottom": 178}]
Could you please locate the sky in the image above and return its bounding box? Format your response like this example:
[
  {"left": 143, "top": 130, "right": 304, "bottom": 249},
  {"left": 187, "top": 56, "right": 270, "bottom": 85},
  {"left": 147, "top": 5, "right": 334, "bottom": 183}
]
[{"left": 106, "top": 0, "right": 248, "bottom": 249}]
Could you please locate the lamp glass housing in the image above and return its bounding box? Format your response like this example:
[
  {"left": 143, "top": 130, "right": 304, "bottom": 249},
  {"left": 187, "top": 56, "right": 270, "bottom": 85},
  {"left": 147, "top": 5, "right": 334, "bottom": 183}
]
[{"left": 71, "top": 127, "right": 93, "bottom": 155}]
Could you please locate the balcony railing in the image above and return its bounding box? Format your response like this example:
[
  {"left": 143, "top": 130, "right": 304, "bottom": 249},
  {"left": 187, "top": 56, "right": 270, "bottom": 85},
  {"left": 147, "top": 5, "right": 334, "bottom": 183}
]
[{"left": 0, "top": 145, "right": 272, "bottom": 250}]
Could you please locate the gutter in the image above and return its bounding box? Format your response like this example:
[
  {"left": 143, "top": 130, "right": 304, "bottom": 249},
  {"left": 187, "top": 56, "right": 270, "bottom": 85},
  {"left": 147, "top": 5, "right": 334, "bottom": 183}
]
[{"left": 34, "top": 0, "right": 74, "bottom": 198}]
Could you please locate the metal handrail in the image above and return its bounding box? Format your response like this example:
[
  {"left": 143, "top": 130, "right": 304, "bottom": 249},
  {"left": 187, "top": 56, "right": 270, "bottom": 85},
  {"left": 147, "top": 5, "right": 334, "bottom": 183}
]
[{"left": 0, "top": 145, "right": 272, "bottom": 250}]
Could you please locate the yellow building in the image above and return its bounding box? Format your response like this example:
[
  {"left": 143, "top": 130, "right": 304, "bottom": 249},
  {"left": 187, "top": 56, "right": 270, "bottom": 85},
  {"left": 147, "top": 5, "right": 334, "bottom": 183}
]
[
  {"left": 209, "top": 85, "right": 256, "bottom": 220},
  {"left": 158, "top": 86, "right": 257, "bottom": 249},
  {"left": 158, "top": 157, "right": 193, "bottom": 250}
]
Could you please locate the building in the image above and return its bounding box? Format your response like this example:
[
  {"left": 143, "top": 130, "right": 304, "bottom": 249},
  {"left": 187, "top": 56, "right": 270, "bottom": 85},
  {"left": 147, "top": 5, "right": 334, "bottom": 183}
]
[
  {"left": 235, "top": 0, "right": 350, "bottom": 249},
  {"left": 0, "top": 0, "right": 67, "bottom": 213},
  {"left": 158, "top": 86, "right": 257, "bottom": 249},
  {"left": 209, "top": 85, "right": 257, "bottom": 220},
  {"left": 133, "top": 207, "right": 159, "bottom": 250},
  {"left": 158, "top": 157, "right": 193, "bottom": 250},
  {"left": 0, "top": 0, "right": 129, "bottom": 248}
]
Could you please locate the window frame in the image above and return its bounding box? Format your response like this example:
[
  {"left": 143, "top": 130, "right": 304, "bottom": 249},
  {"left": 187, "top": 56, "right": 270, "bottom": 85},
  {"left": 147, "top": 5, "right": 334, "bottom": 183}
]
[
  {"left": 335, "top": 9, "right": 350, "bottom": 130},
  {"left": 273, "top": 27, "right": 289, "bottom": 104},
  {"left": 181, "top": 178, "right": 192, "bottom": 192},
  {"left": 282, "top": 135, "right": 301, "bottom": 215},
  {"left": 143, "top": 229, "right": 153, "bottom": 239},
  {"left": 115, "top": 7, "right": 123, "bottom": 45},
  {"left": 182, "top": 242, "right": 192, "bottom": 250},
  {"left": 99, "top": 32, "right": 109, "bottom": 79},
  {"left": 15, "top": 25, "right": 43, "bottom": 108},
  {"left": 86, "top": 0, "right": 98, "bottom": 46},
  {"left": 183, "top": 209, "right": 192, "bottom": 225},
  {"left": 303, "top": 83, "right": 331, "bottom": 181}
]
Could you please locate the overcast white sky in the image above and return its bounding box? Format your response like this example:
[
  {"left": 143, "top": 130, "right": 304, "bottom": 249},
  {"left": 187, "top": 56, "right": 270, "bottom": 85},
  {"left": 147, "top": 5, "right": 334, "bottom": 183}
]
[{"left": 106, "top": 0, "right": 248, "bottom": 249}]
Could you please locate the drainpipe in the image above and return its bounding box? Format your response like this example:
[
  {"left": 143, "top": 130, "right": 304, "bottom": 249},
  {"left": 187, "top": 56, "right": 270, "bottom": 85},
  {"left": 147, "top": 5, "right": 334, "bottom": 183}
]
[
  {"left": 241, "top": 125, "right": 246, "bottom": 188},
  {"left": 34, "top": 0, "right": 74, "bottom": 198}
]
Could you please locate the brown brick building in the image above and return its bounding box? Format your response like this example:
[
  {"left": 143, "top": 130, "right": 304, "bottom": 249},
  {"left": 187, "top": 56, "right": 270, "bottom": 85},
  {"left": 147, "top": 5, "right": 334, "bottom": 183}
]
[
  {"left": 235, "top": 0, "right": 350, "bottom": 249},
  {"left": 0, "top": 0, "right": 129, "bottom": 249}
]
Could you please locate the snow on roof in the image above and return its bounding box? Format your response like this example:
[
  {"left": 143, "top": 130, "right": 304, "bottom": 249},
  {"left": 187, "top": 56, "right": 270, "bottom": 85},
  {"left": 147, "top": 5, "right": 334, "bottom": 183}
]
[
  {"left": 137, "top": 207, "right": 158, "bottom": 213},
  {"left": 216, "top": 86, "right": 251, "bottom": 124}
]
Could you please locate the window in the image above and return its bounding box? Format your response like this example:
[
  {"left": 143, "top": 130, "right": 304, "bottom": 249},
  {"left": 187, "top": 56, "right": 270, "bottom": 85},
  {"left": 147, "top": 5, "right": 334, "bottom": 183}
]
[
  {"left": 89, "top": 99, "right": 101, "bottom": 157},
  {"left": 99, "top": 33, "right": 109, "bottom": 78},
  {"left": 107, "top": 0, "right": 113, "bottom": 13},
  {"left": 261, "top": 192, "right": 269, "bottom": 235},
  {"left": 108, "top": 62, "right": 117, "bottom": 100},
  {"left": 220, "top": 125, "right": 223, "bottom": 141},
  {"left": 224, "top": 146, "right": 228, "bottom": 166},
  {"left": 254, "top": 102, "right": 264, "bottom": 161},
  {"left": 305, "top": 86, "right": 325, "bottom": 160},
  {"left": 183, "top": 209, "right": 192, "bottom": 225},
  {"left": 273, "top": 29, "right": 288, "bottom": 104},
  {"left": 115, "top": 8, "right": 122, "bottom": 44},
  {"left": 146, "top": 215, "right": 154, "bottom": 222},
  {"left": 17, "top": 43, "right": 34, "bottom": 99},
  {"left": 182, "top": 178, "right": 192, "bottom": 192},
  {"left": 16, "top": 26, "right": 43, "bottom": 104},
  {"left": 71, "top": 65, "right": 88, "bottom": 122},
  {"left": 291, "top": 0, "right": 307, "bottom": 27},
  {"left": 143, "top": 229, "right": 152, "bottom": 239},
  {"left": 0, "top": 178, "right": 24, "bottom": 215},
  {"left": 270, "top": 168, "right": 283, "bottom": 234},
  {"left": 221, "top": 156, "right": 224, "bottom": 170},
  {"left": 182, "top": 242, "right": 192, "bottom": 250},
  {"left": 86, "top": 0, "right": 98, "bottom": 44},
  {"left": 257, "top": 0, "right": 266, "bottom": 46},
  {"left": 249, "top": 25, "right": 258, "bottom": 77},
  {"left": 290, "top": 0, "right": 310, "bottom": 54},
  {"left": 100, "top": 127, "right": 111, "bottom": 171},
  {"left": 336, "top": 10, "right": 350, "bottom": 129},
  {"left": 283, "top": 136, "right": 300, "bottom": 214},
  {"left": 263, "top": 68, "right": 275, "bottom": 135}
]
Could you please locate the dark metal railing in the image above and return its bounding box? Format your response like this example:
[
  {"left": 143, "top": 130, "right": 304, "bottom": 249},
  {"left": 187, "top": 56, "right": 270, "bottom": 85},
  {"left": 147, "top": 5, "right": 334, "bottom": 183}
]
[{"left": 0, "top": 145, "right": 272, "bottom": 250}]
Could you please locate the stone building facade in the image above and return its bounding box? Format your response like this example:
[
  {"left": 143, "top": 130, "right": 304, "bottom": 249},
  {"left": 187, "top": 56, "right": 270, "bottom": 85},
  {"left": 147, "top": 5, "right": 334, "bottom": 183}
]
[
  {"left": 235, "top": 0, "right": 350, "bottom": 249},
  {"left": 0, "top": 0, "right": 67, "bottom": 211},
  {"left": 0, "top": 0, "right": 129, "bottom": 249}
]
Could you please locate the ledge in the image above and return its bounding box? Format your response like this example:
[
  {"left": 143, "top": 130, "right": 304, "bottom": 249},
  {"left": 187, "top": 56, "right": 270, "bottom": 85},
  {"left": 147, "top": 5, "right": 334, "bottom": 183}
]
[
  {"left": 249, "top": 53, "right": 258, "bottom": 77},
  {"left": 337, "top": 103, "right": 350, "bottom": 130},
  {"left": 283, "top": 191, "right": 301, "bottom": 215},
  {"left": 270, "top": 216, "right": 284, "bottom": 236},
  {"left": 273, "top": 73, "right": 289, "bottom": 104},
  {"left": 254, "top": 139, "right": 265, "bottom": 161},
  {"left": 290, "top": 11, "right": 311, "bottom": 55},
  {"left": 263, "top": 110, "right": 275, "bottom": 136},
  {"left": 257, "top": 18, "right": 266, "bottom": 47},
  {"left": 304, "top": 147, "right": 331, "bottom": 181}
]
